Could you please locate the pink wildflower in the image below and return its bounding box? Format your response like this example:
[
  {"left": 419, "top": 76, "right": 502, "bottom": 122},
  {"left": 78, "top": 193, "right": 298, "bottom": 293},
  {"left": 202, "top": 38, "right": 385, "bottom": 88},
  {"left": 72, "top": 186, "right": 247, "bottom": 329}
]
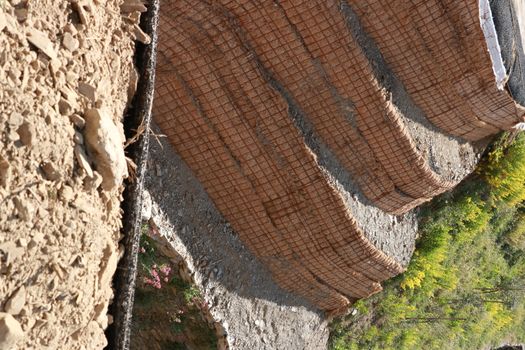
[
  {"left": 144, "top": 267, "right": 162, "bottom": 288},
  {"left": 160, "top": 265, "right": 171, "bottom": 277}
]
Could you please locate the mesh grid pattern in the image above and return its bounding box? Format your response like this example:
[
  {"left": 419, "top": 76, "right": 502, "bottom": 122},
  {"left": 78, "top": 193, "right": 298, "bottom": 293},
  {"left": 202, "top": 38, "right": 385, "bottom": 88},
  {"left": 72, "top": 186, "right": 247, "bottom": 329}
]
[
  {"left": 153, "top": 0, "right": 521, "bottom": 311},
  {"left": 349, "top": 0, "right": 521, "bottom": 141}
]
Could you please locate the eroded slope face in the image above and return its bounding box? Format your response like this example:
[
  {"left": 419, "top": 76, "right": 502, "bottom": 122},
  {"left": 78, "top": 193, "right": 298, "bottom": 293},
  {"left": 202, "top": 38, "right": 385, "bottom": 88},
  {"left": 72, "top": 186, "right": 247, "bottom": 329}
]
[
  {"left": 153, "top": 0, "right": 522, "bottom": 312},
  {"left": 0, "top": 1, "right": 138, "bottom": 348}
]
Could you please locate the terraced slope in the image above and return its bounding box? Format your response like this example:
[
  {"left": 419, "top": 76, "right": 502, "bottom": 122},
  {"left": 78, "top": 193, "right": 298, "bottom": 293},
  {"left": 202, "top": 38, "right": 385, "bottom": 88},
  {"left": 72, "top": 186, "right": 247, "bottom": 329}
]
[{"left": 153, "top": 0, "right": 523, "bottom": 313}]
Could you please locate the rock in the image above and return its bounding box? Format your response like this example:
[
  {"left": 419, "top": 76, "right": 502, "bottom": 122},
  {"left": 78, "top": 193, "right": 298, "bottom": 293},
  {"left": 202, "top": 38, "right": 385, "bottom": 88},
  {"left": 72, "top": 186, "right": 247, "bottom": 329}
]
[
  {"left": 27, "top": 28, "right": 57, "bottom": 59},
  {"left": 69, "top": 113, "right": 85, "bottom": 129},
  {"left": 72, "top": 1, "right": 89, "bottom": 25},
  {"left": 62, "top": 32, "right": 79, "bottom": 52},
  {"left": 74, "top": 145, "right": 94, "bottom": 178},
  {"left": 0, "top": 313, "right": 24, "bottom": 349},
  {"left": 78, "top": 82, "right": 96, "bottom": 102},
  {"left": 13, "top": 197, "right": 33, "bottom": 221},
  {"left": 132, "top": 24, "right": 150, "bottom": 44},
  {"left": 0, "top": 10, "right": 6, "bottom": 32},
  {"left": 84, "top": 170, "right": 103, "bottom": 190},
  {"left": 120, "top": 1, "right": 147, "bottom": 13},
  {"left": 84, "top": 108, "right": 128, "bottom": 190},
  {"left": 127, "top": 67, "right": 138, "bottom": 102},
  {"left": 74, "top": 131, "right": 83, "bottom": 145},
  {"left": 8, "top": 112, "right": 24, "bottom": 129},
  {"left": 93, "top": 302, "right": 108, "bottom": 329},
  {"left": 58, "top": 98, "right": 73, "bottom": 116},
  {"left": 14, "top": 8, "right": 28, "bottom": 22},
  {"left": 97, "top": 242, "right": 118, "bottom": 297},
  {"left": 59, "top": 185, "right": 74, "bottom": 203},
  {"left": 0, "top": 156, "right": 10, "bottom": 187},
  {"left": 17, "top": 122, "right": 34, "bottom": 146},
  {"left": 41, "top": 161, "right": 61, "bottom": 181},
  {"left": 5, "top": 287, "right": 26, "bottom": 315},
  {"left": 0, "top": 242, "right": 24, "bottom": 265},
  {"left": 64, "top": 23, "right": 77, "bottom": 35}
]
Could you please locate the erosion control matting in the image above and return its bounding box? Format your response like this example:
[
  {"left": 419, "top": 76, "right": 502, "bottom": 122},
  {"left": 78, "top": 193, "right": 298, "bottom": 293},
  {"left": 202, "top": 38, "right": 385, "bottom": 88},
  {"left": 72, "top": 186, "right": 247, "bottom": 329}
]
[{"left": 105, "top": 1, "right": 159, "bottom": 349}]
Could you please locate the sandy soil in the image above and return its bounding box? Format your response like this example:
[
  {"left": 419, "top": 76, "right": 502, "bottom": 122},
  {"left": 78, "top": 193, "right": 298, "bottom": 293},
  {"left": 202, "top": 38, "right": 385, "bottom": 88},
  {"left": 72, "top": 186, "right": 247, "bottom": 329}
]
[{"left": 0, "top": 1, "right": 144, "bottom": 348}]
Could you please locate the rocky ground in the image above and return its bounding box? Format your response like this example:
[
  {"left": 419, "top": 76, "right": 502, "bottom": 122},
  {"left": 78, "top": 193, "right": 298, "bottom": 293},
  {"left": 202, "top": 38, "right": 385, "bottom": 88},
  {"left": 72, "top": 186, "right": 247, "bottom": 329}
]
[{"left": 0, "top": 1, "right": 146, "bottom": 348}]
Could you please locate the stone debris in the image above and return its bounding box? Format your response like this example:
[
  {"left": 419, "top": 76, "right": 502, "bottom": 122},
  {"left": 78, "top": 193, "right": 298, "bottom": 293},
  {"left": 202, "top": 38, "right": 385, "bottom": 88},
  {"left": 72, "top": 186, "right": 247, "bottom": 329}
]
[
  {"left": 0, "top": 156, "right": 10, "bottom": 188},
  {"left": 127, "top": 67, "right": 138, "bottom": 102},
  {"left": 78, "top": 82, "right": 96, "bottom": 102},
  {"left": 15, "top": 8, "right": 28, "bottom": 22},
  {"left": 84, "top": 108, "right": 128, "bottom": 190},
  {"left": 17, "top": 122, "right": 35, "bottom": 146},
  {"left": 120, "top": 1, "right": 147, "bottom": 13},
  {"left": 0, "top": 313, "right": 24, "bottom": 349},
  {"left": 41, "top": 161, "right": 61, "bottom": 181},
  {"left": 13, "top": 197, "right": 32, "bottom": 221},
  {"left": 62, "top": 32, "right": 79, "bottom": 52},
  {"left": 27, "top": 28, "right": 57, "bottom": 59},
  {"left": 0, "top": 10, "right": 7, "bottom": 32},
  {"left": 0, "top": 0, "right": 143, "bottom": 348},
  {"left": 74, "top": 145, "right": 94, "bottom": 178},
  {"left": 0, "top": 241, "right": 24, "bottom": 266},
  {"left": 4, "top": 287, "right": 26, "bottom": 315},
  {"left": 58, "top": 98, "right": 73, "bottom": 116},
  {"left": 74, "top": 131, "right": 84, "bottom": 145},
  {"left": 8, "top": 112, "right": 24, "bottom": 129},
  {"left": 132, "top": 24, "right": 151, "bottom": 44},
  {"left": 59, "top": 185, "right": 75, "bottom": 203},
  {"left": 72, "top": 1, "right": 89, "bottom": 25},
  {"left": 69, "top": 113, "right": 86, "bottom": 129}
]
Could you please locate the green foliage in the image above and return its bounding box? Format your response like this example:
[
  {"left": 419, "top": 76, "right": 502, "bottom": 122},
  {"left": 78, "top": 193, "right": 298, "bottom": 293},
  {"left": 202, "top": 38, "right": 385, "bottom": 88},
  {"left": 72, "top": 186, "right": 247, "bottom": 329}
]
[
  {"left": 484, "top": 133, "right": 525, "bottom": 205},
  {"left": 132, "top": 224, "right": 218, "bottom": 349},
  {"left": 329, "top": 132, "right": 525, "bottom": 350},
  {"left": 183, "top": 286, "right": 201, "bottom": 304}
]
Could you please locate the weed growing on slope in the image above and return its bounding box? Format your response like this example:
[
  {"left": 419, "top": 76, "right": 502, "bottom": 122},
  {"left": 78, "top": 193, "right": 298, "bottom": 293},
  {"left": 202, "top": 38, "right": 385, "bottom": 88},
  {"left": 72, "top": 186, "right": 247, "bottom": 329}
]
[{"left": 131, "top": 222, "right": 218, "bottom": 349}]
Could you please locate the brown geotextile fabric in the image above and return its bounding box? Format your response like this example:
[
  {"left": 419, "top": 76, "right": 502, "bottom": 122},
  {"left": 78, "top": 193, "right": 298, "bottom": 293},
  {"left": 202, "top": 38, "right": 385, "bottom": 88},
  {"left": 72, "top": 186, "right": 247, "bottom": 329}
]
[{"left": 153, "top": 0, "right": 524, "bottom": 313}]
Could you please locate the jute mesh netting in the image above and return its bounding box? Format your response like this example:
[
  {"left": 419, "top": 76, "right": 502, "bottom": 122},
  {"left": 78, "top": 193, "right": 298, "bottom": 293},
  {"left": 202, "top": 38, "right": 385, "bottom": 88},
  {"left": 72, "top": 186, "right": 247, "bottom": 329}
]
[{"left": 152, "top": 0, "right": 524, "bottom": 313}]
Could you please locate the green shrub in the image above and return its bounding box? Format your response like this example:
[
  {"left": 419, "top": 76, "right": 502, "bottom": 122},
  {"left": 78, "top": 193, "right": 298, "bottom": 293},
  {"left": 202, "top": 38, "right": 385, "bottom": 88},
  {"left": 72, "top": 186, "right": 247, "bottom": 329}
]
[{"left": 329, "top": 132, "right": 525, "bottom": 350}]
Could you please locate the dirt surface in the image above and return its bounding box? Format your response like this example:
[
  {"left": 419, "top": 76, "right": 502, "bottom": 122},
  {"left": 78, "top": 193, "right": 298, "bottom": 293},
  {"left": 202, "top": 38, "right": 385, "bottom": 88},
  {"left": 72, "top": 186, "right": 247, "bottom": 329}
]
[
  {"left": 144, "top": 124, "right": 330, "bottom": 350},
  {"left": 0, "top": 1, "right": 141, "bottom": 348}
]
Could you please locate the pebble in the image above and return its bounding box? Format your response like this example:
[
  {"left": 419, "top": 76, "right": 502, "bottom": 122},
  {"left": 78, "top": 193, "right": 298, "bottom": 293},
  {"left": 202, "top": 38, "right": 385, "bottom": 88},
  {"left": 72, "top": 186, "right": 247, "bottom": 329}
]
[
  {"left": 132, "top": 24, "right": 150, "bottom": 44},
  {"left": 0, "top": 10, "right": 6, "bottom": 32},
  {"left": 27, "top": 28, "right": 57, "bottom": 59},
  {"left": 74, "top": 145, "right": 94, "bottom": 178},
  {"left": 17, "top": 122, "right": 35, "bottom": 146},
  {"left": 69, "top": 113, "right": 86, "bottom": 129},
  {"left": 58, "top": 98, "right": 73, "bottom": 116},
  {"left": 62, "top": 32, "right": 79, "bottom": 52},
  {"left": 120, "top": 2, "right": 147, "bottom": 13},
  {"left": 8, "top": 112, "right": 24, "bottom": 128},
  {"left": 5, "top": 287, "right": 26, "bottom": 315},
  {"left": 13, "top": 197, "right": 33, "bottom": 221},
  {"left": 59, "top": 185, "right": 74, "bottom": 203},
  {"left": 78, "top": 82, "right": 96, "bottom": 102},
  {"left": 0, "top": 156, "right": 10, "bottom": 187},
  {"left": 0, "top": 313, "right": 24, "bottom": 349},
  {"left": 73, "top": 131, "right": 83, "bottom": 145},
  {"left": 41, "top": 161, "right": 61, "bottom": 181},
  {"left": 64, "top": 23, "right": 77, "bottom": 35},
  {"left": 72, "top": 1, "right": 88, "bottom": 25}
]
